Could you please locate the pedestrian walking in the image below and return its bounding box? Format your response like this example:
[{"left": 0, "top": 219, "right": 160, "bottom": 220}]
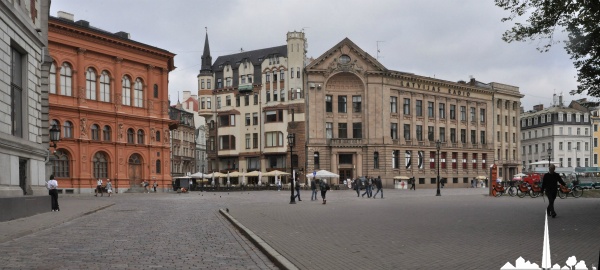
[
  {"left": 320, "top": 179, "right": 330, "bottom": 204},
  {"left": 354, "top": 178, "right": 360, "bottom": 197},
  {"left": 153, "top": 181, "right": 158, "bottom": 192},
  {"left": 293, "top": 180, "right": 302, "bottom": 201},
  {"left": 142, "top": 180, "right": 149, "bottom": 193},
  {"left": 360, "top": 176, "right": 371, "bottom": 198},
  {"left": 277, "top": 179, "right": 282, "bottom": 191},
  {"left": 311, "top": 178, "right": 318, "bottom": 201},
  {"left": 47, "top": 174, "right": 59, "bottom": 211},
  {"left": 372, "top": 176, "right": 384, "bottom": 198},
  {"left": 95, "top": 178, "right": 103, "bottom": 197},
  {"left": 541, "top": 164, "right": 567, "bottom": 218},
  {"left": 362, "top": 177, "right": 371, "bottom": 198},
  {"left": 106, "top": 179, "right": 113, "bottom": 197},
  {"left": 409, "top": 177, "right": 416, "bottom": 190}
]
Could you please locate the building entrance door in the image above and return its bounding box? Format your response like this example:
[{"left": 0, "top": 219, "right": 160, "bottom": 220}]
[
  {"left": 339, "top": 169, "right": 353, "bottom": 185},
  {"left": 128, "top": 154, "right": 142, "bottom": 189}
]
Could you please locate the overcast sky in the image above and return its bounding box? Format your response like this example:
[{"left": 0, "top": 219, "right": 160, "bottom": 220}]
[{"left": 49, "top": 0, "right": 590, "bottom": 110}]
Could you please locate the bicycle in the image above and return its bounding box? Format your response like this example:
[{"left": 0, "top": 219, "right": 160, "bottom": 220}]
[
  {"left": 558, "top": 180, "right": 583, "bottom": 199},
  {"left": 516, "top": 181, "right": 531, "bottom": 198}
]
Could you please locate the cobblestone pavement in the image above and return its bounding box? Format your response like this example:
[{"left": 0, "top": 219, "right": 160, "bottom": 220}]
[
  {"left": 0, "top": 193, "right": 277, "bottom": 270},
  {"left": 228, "top": 188, "right": 600, "bottom": 270},
  {"left": 1, "top": 188, "right": 598, "bottom": 270}
]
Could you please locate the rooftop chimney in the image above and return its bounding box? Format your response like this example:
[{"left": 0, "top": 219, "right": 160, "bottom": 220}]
[
  {"left": 76, "top": 20, "right": 89, "bottom": 27},
  {"left": 533, "top": 104, "right": 544, "bottom": 112},
  {"left": 114, "top": 31, "right": 130, "bottom": 39},
  {"left": 57, "top": 11, "right": 74, "bottom": 21}
]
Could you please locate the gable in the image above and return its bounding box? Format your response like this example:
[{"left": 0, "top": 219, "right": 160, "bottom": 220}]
[{"left": 306, "top": 38, "right": 387, "bottom": 74}]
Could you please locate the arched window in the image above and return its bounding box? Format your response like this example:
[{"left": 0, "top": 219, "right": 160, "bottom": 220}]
[
  {"left": 156, "top": 131, "right": 161, "bottom": 142},
  {"left": 53, "top": 150, "right": 70, "bottom": 178},
  {"left": 93, "top": 152, "right": 108, "bottom": 178},
  {"left": 134, "top": 78, "right": 144, "bottom": 107},
  {"left": 153, "top": 84, "right": 158, "bottom": 98},
  {"left": 100, "top": 71, "right": 110, "bottom": 102},
  {"left": 49, "top": 62, "right": 56, "bottom": 94},
  {"left": 137, "top": 129, "right": 145, "bottom": 145},
  {"left": 103, "top": 125, "right": 111, "bottom": 141},
  {"left": 156, "top": 159, "right": 161, "bottom": 173},
  {"left": 127, "top": 128, "right": 135, "bottom": 143},
  {"left": 60, "top": 63, "right": 72, "bottom": 96},
  {"left": 91, "top": 124, "right": 100, "bottom": 140},
  {"left": 86, "top": 68, "right": 97, "bottom": 100},
  {"left": 63, "top": 121, "right": 73, "bottom": 138},
  {"left": 122, "top": 76, "right": 131, "bottom": 106}
]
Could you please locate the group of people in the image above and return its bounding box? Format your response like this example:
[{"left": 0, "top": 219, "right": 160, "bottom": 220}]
[
  {"left": 94, "top": 178, "right": 113, "bottom": 197},
  {"left": 142, "top": 180, "right": 158, "bottom": 193},
  {"left": 354, "top": 176, "right": 384, "bottom": 199},
  {"left": 291, "top": 178, "right": 330, "bottom": 204}
]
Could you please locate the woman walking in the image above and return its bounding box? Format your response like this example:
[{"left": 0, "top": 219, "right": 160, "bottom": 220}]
[
  {"left": 320, "top": 179, "right": 330, "bottom": 204},
  {"left": 106, "top": 179, "right": 113, "bottom": 197},
  {"left": 47, "top": 175, "right": 59, "bottom": 211}
]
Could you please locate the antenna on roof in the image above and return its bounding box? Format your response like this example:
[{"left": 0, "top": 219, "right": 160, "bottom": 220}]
[{"left": 376, "top": 41, "right": 385, "bottom": 60}]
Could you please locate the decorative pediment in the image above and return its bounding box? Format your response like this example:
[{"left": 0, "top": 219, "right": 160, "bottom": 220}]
[{"left": 306, "top": 38, "right": 387, "bottom": 77}]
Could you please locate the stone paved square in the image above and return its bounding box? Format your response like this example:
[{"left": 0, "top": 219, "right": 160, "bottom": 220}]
[{"left": 0, "top": 188, "right": 598, "bottom": 269}]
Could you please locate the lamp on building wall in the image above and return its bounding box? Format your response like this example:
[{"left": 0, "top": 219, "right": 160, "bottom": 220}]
[
  {"left": 49, "top": 124, "right": 61, "bottom": 151},
  {"left": 288, "top": 133, "right": 296, "bottom": 204},
  {"left": 436, "top": 140, "right": 441, "bottom": 196}
]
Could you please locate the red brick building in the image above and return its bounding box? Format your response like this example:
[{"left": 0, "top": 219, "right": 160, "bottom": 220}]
[{"left": 48, "top": 12, "right": 175, "bottom": 193}]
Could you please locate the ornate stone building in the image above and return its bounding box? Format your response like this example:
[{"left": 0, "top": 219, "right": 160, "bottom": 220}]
[
  {"left": 0, "top": 0, "right": 52, "bottom": 197},
  {"left": 48, "top": 12, "right": 175, "bottom": 193},
  {"left": 169, "top": 106, "right": 196, "bottom": 177},
  {"left": 305, "top": 38, "right": 522, "bottom": 188}
]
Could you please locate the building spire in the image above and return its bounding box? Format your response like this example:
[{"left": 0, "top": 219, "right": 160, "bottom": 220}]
[{"left": 200, "top": 27, "right": 212, "bottom": 75}]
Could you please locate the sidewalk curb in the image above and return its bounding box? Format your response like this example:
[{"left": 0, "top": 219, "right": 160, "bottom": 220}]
[
  {"left": 219, "top": 208, "right": 298, "bottom": 270},
  {"left": 0, "top": 203, "right": 115, "bottom": 244}
]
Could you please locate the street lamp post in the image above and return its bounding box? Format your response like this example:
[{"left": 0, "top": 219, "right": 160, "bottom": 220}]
[
  {"left": 548, "top": 147, "right": 552, "bottom": 167},
  {"left": 288, "top": 133, "right": 296, "bottom": 204},
  {"left": 436, "top": 140, "right": 441, "bottom": 196},
  {"left": 49, "top": 124, "right": 61, "bottom": 150}
]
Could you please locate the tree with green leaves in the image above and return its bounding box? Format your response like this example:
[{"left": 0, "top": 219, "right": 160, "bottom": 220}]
[{"left": 495, "top": 0, "right": 600, "bottom": 97}]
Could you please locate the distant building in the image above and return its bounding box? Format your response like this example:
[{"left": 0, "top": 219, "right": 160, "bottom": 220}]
[
  {"left": 169, "top": 105, "right": 196, "bottom": 177},
  {"left": 0, "top": 0, "right": 52, "bottom": 197},
  {"left": 305, "top": 38, "right": 523, "bottom": 187},
  {"left": 197, "top": 31, "right": 306, "bottom": 185},
  {"left": 520, "top": 95, "right": 592, "bottom": 172},
  {"left": 177, "top": 91, "right": 207, "bottom": 174},
  {"left": 48, "top": 12, "right": 176, "bottom": 193}
]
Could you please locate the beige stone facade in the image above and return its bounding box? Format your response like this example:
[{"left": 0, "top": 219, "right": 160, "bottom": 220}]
[{"left": 305, "top": 38, "right": 522, "bottom": 188}]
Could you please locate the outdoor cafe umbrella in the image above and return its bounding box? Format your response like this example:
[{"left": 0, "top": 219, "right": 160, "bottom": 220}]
[{"left": 305, "top": 169, "right": 340, "bottom": 179}]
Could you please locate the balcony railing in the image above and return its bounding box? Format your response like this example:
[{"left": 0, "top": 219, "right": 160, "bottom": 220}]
[{"left": 329, "top": 138, "right": 363, "bottom": 146}]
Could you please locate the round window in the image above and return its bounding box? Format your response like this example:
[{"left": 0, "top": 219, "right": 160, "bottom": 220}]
[{"left": 339, "top": 55, "right": 351, "bottom": 64}]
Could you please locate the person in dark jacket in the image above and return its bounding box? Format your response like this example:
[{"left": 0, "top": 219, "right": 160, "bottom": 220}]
[
  {"left": 293, "top": 180, "right": 302, "bottom": 201},
  {"left": 311, "top": 178, "right": 318, "bottom": 201},
  {"left": 372, "top": 176, "right": 384, "bottom": 198},
  {"left": 541, "top": 164, "right": 567, "bottom": 218},
  {"left": 354, "top": 178, "right": 360, "bottom": 197},
  {"left": 409, "top": 177, "right": 416, "bottom": 190}
]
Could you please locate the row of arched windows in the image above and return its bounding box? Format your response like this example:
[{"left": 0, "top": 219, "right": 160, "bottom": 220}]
[
  {"left": 51, "top": 119, "right": 161, "bottom": 143},
  {"left": 52, "top": 150, "right": 162, "bottom": 178},
  {"left": 49, "top": 61, "right": 160, "bottom": 107}
]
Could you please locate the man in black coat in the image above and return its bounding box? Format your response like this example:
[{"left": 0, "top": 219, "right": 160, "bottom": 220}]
[
  {"left": 541, "top": 164, "right": 566, "bottom": 218},
  {"left": 372, "top": 176, "right": 384, "bottom": 199}
]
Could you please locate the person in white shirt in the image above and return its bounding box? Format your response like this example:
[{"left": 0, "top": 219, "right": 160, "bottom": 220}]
[
  {"left": 95, "top": 179, "right": 103, "bottom": 197},
  {"left": 47, "top": 174, "right": 59, "bottom": 211}
]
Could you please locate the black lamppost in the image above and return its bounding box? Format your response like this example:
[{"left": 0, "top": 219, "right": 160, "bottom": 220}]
[
  {"left": 288, "top": 133, "right": 296, "bottom": 204},
  {"left": 436, "top": 140, "right": 441, "bottom": 196},
  {"left": 548, "top": 147, "right": 552, "bottom": 167},
  {"left": 49, "top": 124, "right": 61, "bottom": 151}
]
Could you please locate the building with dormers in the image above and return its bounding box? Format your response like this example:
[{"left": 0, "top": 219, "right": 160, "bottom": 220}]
[
  {"left": 0, "top": 0, "right": 52, "bottom": 197},
  {"left": 521, "top": 95, "right": 592, "bottom": 172},
  {"left": 47, "top": 12, "right": 176, "bottom": 193},
  {"left": 304, "top": 38, "right": 523, "bottom": 188},
  {"left": 197, "top": 31, "right": 306, "bottom": 184}
]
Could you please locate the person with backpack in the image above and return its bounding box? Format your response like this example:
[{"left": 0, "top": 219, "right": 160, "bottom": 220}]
[
  {"left": 320, "top": 179, "right": 329, "bottom": 204},
  {"left": 361, "top": 176, "right": 371, "bottom": 198}
]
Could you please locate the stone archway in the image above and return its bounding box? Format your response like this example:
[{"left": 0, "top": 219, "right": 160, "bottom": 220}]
[{"left": 128, "top": 153, "right": 143, "bottom": 189}]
